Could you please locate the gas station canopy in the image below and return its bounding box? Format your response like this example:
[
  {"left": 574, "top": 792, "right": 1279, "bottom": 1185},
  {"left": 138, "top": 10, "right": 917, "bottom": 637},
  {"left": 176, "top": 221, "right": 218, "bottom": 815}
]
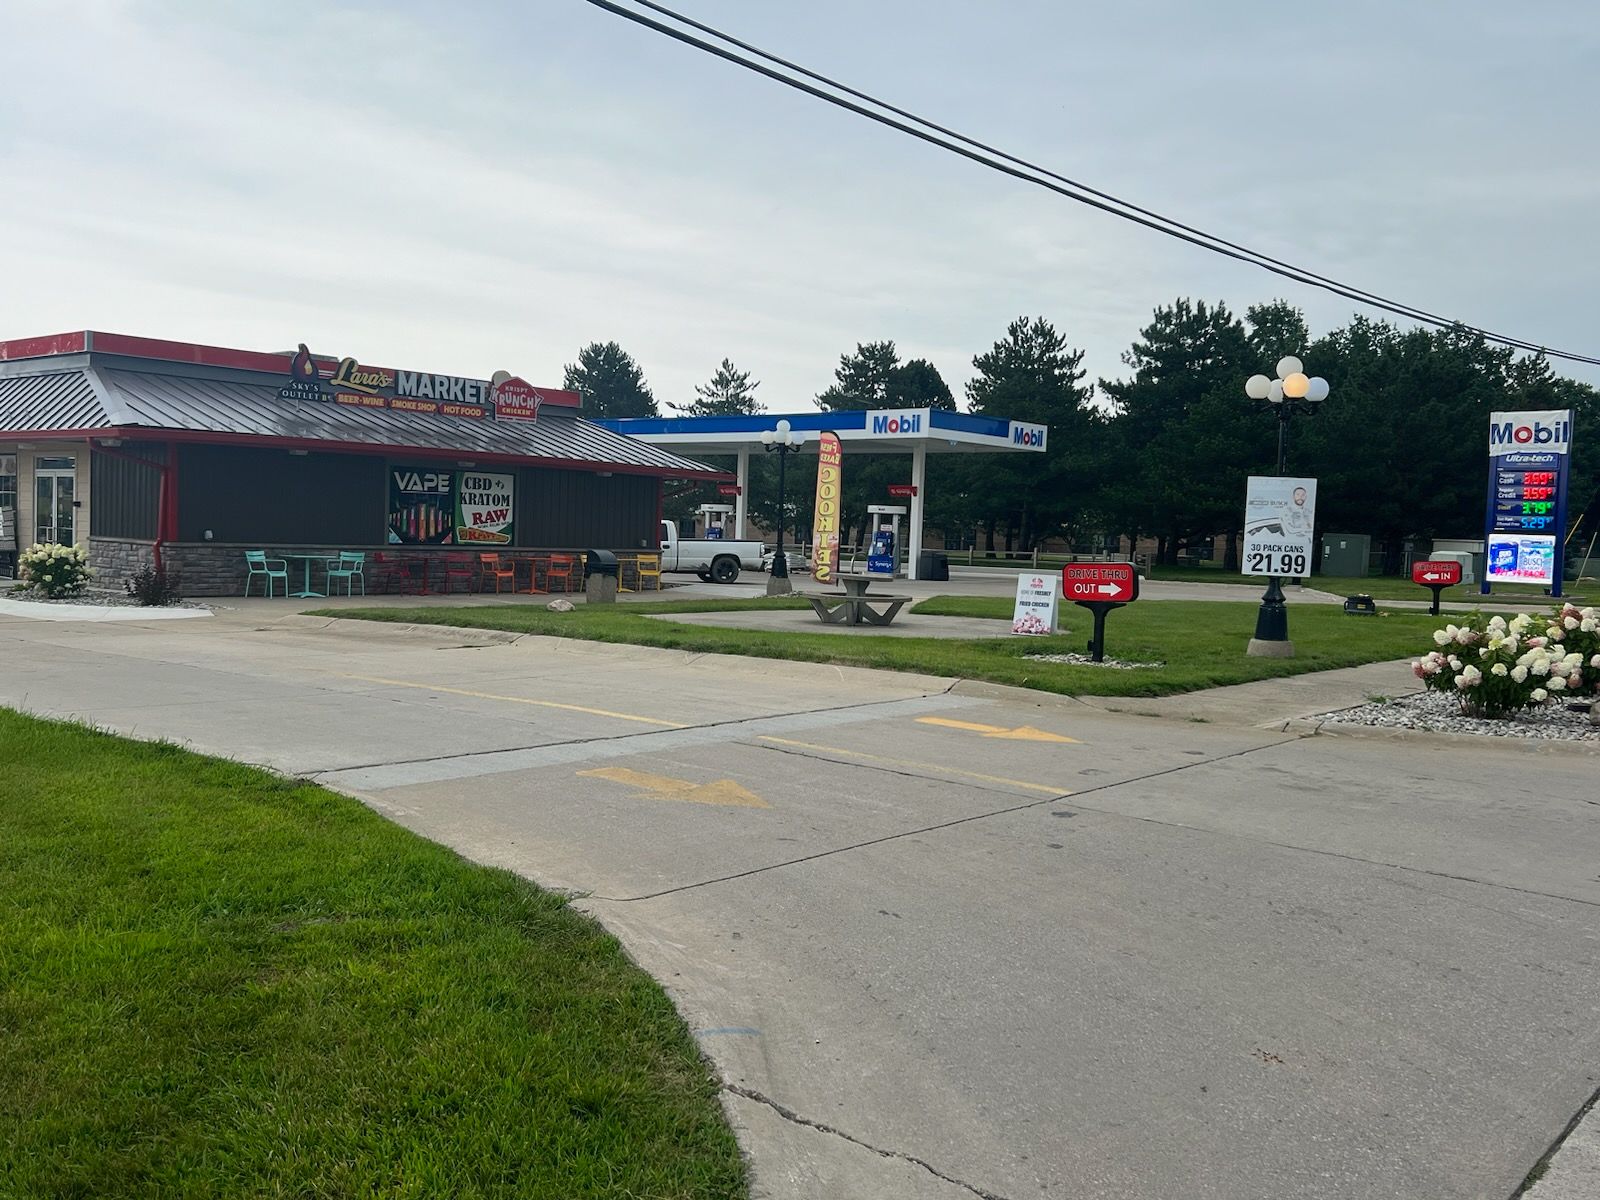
[{"left": 598, "top": 407, "right": 1049, "bottom": 580}]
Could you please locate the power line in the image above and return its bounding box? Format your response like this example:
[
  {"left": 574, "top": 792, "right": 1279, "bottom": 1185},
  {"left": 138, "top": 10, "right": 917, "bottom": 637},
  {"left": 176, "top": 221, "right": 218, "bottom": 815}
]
[{"left": 582, "top": 0, "right": 1600, "bottom": 368}]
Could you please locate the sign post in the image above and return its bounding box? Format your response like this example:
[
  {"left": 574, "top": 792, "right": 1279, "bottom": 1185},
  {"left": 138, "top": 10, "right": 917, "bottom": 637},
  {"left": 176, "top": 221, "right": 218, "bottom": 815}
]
[
  {"left": 1410, "top": 559, "right": 1463, "bottom": 616},
  {"left": 1063, "top": 563, "right": 1139, "bottom": 662},
  {"left": 1482, "top": 409, "right": 1574, "bottom": 598}
]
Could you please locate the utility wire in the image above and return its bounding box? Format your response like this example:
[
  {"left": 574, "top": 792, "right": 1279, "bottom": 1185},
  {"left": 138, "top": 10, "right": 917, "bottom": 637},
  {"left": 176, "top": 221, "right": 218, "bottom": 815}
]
[{"left": 583, "top": 0, "right": 1600, "bottom": 367}]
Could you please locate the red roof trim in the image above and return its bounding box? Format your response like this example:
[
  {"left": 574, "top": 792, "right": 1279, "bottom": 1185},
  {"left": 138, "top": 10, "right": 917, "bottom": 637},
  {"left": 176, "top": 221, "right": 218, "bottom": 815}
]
[
  {"left": 0, "top": 331, "right": 582, "bottom": 409},
  {"left": 0, "top": 332, "right": 88, "bottom": 361}
]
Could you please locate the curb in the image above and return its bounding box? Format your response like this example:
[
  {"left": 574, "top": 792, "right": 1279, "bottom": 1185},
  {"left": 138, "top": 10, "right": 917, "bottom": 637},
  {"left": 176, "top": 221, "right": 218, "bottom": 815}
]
[{"left": 1282, "top": 715, "right": 1600, "bottom": 755}]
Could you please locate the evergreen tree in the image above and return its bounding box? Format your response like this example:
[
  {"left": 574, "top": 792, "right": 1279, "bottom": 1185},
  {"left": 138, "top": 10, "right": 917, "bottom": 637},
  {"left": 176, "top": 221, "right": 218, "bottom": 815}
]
[
  {"left": 965, "top": 316, "right": 1101, "bottom": 551},
  {"left": 670, "top": 358, "right": 762, "bottom": 416},
  {"left": 562, "top": 342, "right": 657, "bottom": 418}
]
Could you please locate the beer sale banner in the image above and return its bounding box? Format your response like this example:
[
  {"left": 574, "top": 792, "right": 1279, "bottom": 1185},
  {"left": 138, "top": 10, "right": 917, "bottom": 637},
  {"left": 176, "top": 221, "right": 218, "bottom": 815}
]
[{"left": 811, "top": 431, "right": 842, "bottom": 583}]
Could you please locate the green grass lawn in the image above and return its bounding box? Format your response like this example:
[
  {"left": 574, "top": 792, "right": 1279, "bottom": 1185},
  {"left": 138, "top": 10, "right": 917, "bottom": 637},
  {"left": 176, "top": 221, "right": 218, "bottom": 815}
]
[
  {"left": 0, "top": 711, "right": 746, "bottom": 1200},
  {"left": 1135, "top": 563, "right": 1585, "bottom": 603},
  {"left": 321, "top": 596, "right": 1453, "bottom": 699}
]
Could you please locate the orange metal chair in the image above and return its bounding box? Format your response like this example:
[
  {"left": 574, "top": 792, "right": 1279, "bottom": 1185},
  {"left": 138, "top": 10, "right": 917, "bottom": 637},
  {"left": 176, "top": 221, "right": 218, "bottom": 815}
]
[
  {"left": 545, "top": 553, "right": 577, "bottom": 593},
  {"left": 479, "top": 553, "right": 515, "bottom": 594}
]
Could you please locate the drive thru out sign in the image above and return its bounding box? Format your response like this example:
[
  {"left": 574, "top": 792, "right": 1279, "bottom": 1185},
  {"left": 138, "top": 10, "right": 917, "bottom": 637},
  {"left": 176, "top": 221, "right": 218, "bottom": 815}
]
[
  {"left": 1063, "top": 563, "right": 1138, "bottom": 603},
  {"left": 1062, "top": 563, "right": 1140, "bottom": 662}
]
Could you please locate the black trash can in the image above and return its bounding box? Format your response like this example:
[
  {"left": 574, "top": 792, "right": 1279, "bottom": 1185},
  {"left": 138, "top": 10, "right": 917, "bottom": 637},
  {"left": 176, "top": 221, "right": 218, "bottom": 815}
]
[
  {"left": 918, "top": 550, "right": 949, "bottom": 581},
  {"left": 583, "top": 549, "right": 619, "bottom": 578}
]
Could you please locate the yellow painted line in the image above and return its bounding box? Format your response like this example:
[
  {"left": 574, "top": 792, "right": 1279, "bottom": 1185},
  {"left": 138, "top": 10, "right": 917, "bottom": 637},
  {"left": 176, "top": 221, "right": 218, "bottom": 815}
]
[
  {"left": 758, "top": 736, "right": 1070, "bottom": 796},
  {"left": 337, "top": 674, "right": 688, "bottom": 728},
  {"left": 916, "top": 716, "right": 1079, "bottom": 744},
  {"left": 578, "top": 766, "right": 769, "bottom": 808}
]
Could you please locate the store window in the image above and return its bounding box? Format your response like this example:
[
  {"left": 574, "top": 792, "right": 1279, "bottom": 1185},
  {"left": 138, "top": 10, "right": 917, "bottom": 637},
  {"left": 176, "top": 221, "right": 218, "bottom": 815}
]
[{"left": 0, "top": 454, "right": 16, "bottom": 514}]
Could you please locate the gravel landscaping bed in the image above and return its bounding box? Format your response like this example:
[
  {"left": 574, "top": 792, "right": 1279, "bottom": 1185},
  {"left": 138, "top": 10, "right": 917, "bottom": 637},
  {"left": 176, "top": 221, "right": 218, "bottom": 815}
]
[
  {"left": 4, "top": 589, "right": 210, "bottom": 610},
  {"left": 1025, "top": 653, "right": 1164, "bottom": 670},
  {"left": 1319, "top": 689, "right": 1600, "bottom": 741}
]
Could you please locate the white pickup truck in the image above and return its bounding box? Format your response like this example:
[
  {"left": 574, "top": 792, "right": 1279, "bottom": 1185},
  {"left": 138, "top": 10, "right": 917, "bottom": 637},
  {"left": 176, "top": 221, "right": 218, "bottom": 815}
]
[{"left": 659, "top": 520, "right": 765, "bottom": 584}]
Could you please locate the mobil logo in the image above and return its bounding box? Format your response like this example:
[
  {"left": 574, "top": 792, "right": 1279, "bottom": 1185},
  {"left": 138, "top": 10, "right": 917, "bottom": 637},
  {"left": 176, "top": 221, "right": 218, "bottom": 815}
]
[
  {"left": 1009, "top": 422, "right": 1047, "bottom": 449},
  {"left": 871, "top": 410, "right": 923, "bottom": 435},
  {"left": 1489, "top": 410, "right": 1573, "bottom": 455}
]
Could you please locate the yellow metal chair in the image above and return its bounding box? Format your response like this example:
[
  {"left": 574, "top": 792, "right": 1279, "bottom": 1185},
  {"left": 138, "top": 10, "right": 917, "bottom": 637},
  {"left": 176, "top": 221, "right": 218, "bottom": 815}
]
[{"left": 635, "top": 552, "right": 663, "bottom": 591}]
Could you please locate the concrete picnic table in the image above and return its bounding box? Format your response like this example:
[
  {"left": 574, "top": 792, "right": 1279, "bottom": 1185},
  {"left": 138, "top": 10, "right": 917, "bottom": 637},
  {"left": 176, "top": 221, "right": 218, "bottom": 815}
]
[{"left": 801, "top": 572, "right": 912, "bottom": 626}]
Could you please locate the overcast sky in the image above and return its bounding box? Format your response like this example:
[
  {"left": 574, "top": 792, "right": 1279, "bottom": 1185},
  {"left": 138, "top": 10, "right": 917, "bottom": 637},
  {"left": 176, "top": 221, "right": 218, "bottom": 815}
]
[{"left": 3, "top": 0, "right": 1596, "bottom": 411}]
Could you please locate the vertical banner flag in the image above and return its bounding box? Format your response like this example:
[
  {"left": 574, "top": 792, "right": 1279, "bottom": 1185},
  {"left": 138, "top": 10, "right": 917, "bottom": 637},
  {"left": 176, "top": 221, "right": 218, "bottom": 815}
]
[
  {"left": 1483, "top": 410, "right": 1574, "bottom": 590},
  {"left": 812, "top": 431, "right": 842, "bottom": 583}
]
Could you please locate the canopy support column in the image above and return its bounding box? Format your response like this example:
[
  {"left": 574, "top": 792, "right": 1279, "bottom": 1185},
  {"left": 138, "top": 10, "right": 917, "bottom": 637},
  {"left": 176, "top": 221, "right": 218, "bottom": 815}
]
[
  {"left": 908, "top": 444, "right": 927, "bottom": 581},
  {"left": 734, "top": 448, "right": 750, "bottom": 539}
]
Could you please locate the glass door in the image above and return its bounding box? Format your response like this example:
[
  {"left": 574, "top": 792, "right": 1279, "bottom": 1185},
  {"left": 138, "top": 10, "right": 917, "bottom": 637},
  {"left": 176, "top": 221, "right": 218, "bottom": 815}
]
[{"left": 34, "top": 456, "right": 76, "bottom": 545}]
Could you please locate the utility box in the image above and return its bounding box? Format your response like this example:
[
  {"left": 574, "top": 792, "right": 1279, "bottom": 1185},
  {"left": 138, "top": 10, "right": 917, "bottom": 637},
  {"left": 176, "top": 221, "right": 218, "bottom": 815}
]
[
  {"left": 1320, "top": 533, "right": 1370, "bottom": 578},
  {"left": 1431, "top": 551, "right": 1476, "bottom": 586}
]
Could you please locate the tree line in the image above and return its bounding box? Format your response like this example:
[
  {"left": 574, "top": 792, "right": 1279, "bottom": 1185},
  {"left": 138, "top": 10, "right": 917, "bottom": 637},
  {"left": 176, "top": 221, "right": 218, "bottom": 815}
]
[{"left": 562, "top": 300, "right": 1600, "bottom": 569}]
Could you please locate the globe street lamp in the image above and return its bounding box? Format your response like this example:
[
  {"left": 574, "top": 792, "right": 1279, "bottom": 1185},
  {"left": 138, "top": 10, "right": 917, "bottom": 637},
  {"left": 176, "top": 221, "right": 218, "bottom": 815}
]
[
  {"left": 1243, "top": 356, "right": 1330, "bottom": 655},
  {"left": 762, "top": 419, "right": 806, "bottom": 596}
]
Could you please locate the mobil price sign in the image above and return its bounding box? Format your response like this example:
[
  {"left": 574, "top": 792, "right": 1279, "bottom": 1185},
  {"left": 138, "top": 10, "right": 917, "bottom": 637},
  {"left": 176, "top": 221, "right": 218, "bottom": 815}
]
[
  {"left": 1063, "top": 562, "right": 1139, "bottom": 604},
  {"left": 1411, "top": 560, "right": 1462, "bottom": 587}
]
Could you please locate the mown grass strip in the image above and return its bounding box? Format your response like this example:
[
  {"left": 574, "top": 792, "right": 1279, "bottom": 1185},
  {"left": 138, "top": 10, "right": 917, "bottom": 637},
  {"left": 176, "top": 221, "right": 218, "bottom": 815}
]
[
  {"left": 0, "top": 711, "right": 746, "bottom": 1200},
  {"left": 319, "top": 597, "right": 1450, "bottom": 699}
]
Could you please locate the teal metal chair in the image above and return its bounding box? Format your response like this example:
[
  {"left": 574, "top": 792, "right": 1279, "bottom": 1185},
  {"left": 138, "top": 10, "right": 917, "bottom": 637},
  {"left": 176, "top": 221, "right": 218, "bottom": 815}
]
[
  {"left": 325, "top": 551, "right": 366, "bottom": 596},
  {"left": 244, "top": 550, "right": 288, "bottom": 597}
]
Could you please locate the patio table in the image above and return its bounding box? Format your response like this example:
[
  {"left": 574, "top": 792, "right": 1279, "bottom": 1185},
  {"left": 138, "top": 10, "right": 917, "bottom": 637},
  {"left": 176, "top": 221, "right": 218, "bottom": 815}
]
[{"left": 281, "top": 553, "right": 329, "bottom": 599}]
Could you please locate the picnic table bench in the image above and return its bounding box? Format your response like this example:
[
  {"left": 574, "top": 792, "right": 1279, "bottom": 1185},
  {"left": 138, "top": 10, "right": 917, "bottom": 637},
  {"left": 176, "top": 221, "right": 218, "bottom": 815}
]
[{"left": 800, "top": 572, "right": 912, "bottom": 626}]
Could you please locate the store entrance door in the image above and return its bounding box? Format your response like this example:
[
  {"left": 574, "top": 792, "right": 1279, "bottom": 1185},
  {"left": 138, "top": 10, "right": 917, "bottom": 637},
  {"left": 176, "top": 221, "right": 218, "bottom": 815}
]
[{"left": 34, "top": 456, "right": 77, "bottom": 545}]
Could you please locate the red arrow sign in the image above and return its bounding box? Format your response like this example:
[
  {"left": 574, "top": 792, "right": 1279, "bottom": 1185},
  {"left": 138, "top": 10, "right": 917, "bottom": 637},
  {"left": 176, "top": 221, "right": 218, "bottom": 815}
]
[
  {"left": 887, "top": 484, "right": 918, "bottom": 497},
  {"left": 717, "top": 484, "right": 742, "bottom": 496},
  {"left": 1063, "top": 562, "right": 1139, "bottom": 603},
  {"left": 1410, "top": 560, "right": 1462, "bottom": 587}
]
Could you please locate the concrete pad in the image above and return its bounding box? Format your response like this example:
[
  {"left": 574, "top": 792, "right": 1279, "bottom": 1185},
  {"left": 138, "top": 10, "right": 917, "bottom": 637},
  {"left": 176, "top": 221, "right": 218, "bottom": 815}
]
[{"left": 0, "top": 597, "right": 211, "bottom": 622}]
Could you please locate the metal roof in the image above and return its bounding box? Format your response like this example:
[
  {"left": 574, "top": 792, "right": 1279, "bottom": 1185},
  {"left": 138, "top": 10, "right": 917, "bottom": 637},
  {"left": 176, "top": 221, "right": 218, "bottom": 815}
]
[
  {"left": 0, "top": 365, "right": 720, "bottom": 477},
  {"left": 0, "top": 369, "right": 106, "bottom": 433}
]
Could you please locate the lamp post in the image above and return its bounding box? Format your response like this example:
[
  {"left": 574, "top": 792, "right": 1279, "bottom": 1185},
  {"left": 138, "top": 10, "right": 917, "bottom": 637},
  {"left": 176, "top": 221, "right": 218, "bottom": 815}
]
[
  {"left": 762, "top": 419, "right": 806, "bottom": 596},
  {"left": 1243, "top": 356, "right": 1329, "bottom": 656}
]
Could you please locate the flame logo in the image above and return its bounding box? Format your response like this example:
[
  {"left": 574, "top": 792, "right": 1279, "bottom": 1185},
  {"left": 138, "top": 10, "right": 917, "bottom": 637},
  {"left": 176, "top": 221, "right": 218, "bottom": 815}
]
[{"left": 289, "top": 344, "right": 319, "bottom": 381}]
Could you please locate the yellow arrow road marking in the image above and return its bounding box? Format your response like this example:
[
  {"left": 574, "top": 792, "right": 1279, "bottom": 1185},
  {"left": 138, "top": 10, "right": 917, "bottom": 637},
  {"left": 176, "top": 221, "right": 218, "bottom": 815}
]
[
  {"left": 578, "top": 767, "right": 769, "bottom": 808},
  {"left": 336, "top": 674, "right": 688, "bottom": 728},
  {"left": 916, "top": 716, "right": 1079, "bottom": 743},
  {"left": 758, "top": 737, "right": 1070, "bottom": 796}
]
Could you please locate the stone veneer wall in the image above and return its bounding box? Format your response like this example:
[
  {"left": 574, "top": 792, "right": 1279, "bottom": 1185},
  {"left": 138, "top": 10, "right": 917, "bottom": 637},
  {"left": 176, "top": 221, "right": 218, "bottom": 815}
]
[{"left": 88, "top": 540, "right": 588, "bottom": 597}]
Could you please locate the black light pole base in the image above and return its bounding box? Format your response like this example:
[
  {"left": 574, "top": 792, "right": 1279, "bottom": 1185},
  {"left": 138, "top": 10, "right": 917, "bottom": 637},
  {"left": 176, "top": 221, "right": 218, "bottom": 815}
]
[
  {"left": 766, "top": 546, "right": 792, "bottom": 595},
  {"left": 1246, "top": 576, "right": 1294, "bottom": 657}
]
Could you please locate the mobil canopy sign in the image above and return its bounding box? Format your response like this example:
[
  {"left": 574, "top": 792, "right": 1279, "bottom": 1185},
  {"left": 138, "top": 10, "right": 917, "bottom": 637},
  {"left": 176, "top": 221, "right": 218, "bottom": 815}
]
[
  {"left": 1009, "top": 421, "right": 1047, "bottom": 450},
  {"left": 869, "top": 409, "right": 927, "bottom": 436}
]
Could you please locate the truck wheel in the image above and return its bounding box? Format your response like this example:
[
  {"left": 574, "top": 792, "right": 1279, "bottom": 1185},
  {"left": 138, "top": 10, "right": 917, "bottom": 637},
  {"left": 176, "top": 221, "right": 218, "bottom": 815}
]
[{"left": 710, "top": 556, "right": 740, "bottom": 584}]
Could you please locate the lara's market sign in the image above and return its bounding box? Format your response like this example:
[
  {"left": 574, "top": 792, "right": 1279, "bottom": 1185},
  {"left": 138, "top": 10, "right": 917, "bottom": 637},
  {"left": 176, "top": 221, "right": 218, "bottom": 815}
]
[
  {"left": 277, "top": 344, "right": 570, "bottom": 422},
  {"left": 1011, "top": 572, "right": 1060, "bottom": 635},
  {"left": 456, "top": 471, "right": 515, "bottom": 545}
]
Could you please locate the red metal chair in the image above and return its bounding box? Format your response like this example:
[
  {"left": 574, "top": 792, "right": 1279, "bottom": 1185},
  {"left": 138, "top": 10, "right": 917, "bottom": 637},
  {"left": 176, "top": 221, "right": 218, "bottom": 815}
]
[
  {"left": 545, "top": 553, "right": 577, "bottom": 593},
  {"left": 442, "top": 553, "right": 475, "bottom": 594}
]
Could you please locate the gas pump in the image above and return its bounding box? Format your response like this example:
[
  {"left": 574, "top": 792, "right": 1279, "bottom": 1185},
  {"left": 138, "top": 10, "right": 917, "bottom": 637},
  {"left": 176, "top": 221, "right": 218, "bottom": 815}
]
[
  {"left": 697, "top": 503, "right": 734, "bottom": 540},
  {"left": 865, "top": 504, "right": 907, "bottom": 577}
]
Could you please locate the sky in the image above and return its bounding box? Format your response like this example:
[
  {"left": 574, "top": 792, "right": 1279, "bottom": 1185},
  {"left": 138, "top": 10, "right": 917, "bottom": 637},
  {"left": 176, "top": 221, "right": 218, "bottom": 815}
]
[{"left": 2, "top": 0, "right": 1596, "bottom": 411}]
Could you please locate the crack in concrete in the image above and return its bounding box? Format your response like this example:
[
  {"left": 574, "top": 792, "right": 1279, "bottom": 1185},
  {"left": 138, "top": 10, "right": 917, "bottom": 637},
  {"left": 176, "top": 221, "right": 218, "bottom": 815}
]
[{"left": 724, "top": 1083, "right": 1014, "bottom": 1200}]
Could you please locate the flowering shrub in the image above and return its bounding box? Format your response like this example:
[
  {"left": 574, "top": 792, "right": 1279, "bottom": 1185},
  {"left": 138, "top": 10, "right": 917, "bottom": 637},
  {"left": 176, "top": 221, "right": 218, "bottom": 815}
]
[
  {"left": 18, "top": 542, "right": 92, "bottom": 599},
  {"left": 1413, "top": 604, "right": 1600, "bottom": 717}
]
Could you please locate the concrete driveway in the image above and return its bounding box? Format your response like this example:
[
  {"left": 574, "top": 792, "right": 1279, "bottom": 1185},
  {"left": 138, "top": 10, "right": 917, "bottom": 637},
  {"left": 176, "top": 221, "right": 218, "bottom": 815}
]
[{"left": 3, "top": 602, "right": 1597, "bottom": 1199}]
